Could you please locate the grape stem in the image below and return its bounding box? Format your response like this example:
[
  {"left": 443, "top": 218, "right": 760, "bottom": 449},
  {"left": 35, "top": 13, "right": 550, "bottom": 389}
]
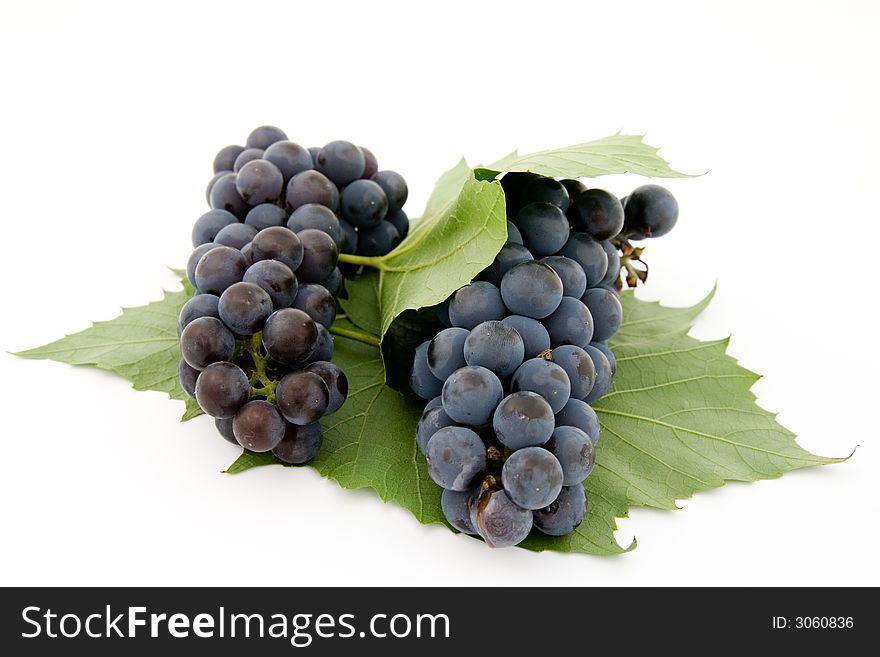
[
  {"left": 329, "top": 325, "right": 381, "bottom": 347},
  {"left": 337, "top": 253, "right": 387, "bottom": 270},
  {"left": 246, "top": 332, "right": 277, "bottom": 403}
]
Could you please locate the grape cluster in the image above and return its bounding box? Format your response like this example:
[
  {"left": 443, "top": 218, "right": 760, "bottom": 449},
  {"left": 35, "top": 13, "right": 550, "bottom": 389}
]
[
  {"left": 411, "top": 172, "right": 679, "bottom": 547},
  {"left": 179, "top": 125, "right": 413, "bottom": 462},
  {"left": 203, "top": 126, "right": 409, "bottom": 261}
]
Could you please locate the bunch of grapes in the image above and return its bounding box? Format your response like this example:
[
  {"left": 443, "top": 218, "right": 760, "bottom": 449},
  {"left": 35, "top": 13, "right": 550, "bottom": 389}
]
[
  {"left": 179, "top": 125, "right": 412, "bottom": 462},
  {"left": 410, "top": 172, "right": 679, "bottom": 547}
]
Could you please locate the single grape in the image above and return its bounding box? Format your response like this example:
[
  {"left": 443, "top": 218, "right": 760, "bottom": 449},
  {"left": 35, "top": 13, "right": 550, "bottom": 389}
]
[
  {"left": 558, "top": 232, "right": 609, "bottom": 288},
  {"left": 320, "top": 267, "right": 343, "bottom": 295},
  {"left": 554, "top": 399, "right": 600, "bottom": 445},
  {"left": 569, "top": 189, "right": 624, "bottom": 241},
  {"left": 192, "top": 209, "right": 238, "bottom": 247},
  {"left": 599, "top": 240, "right": 620, "bottom": 287},
  {"left": 519, "top": 176, "right": 570, "bottom": 211},
  {"left": 287, "top": 204, "right": 342, "bottom": 246},
  {"left": 581, "top": 287, "right": 623, "bottom": 342},
  {"left": 315, "top": 140, "right": 365, "bottom": 186},
  {"left": 410, "top": 340, "right": 444, "bottom": 400},
  {"left": 233, "top": 148, "right": 265, "bottom": 172},
  {"left": 214, "top": 417, "right": 238, "bottom": 445},
  {"left": 304, "top": 361, "right": 348, "bottom": 415},
  {"left": 511, "top": 358, "right": 571, "bottom": 414},
  {"left": 492, "top": 391, "right": 555, "bottom": 449},
  {"left": 246, "top": 125, "right": 287, "bottom": 150},
  {"left": 513, "top": 202, "right": 570, "bottom": 257},
  {"left": 276, "top": 371, "right": 330, "bottom": 425},
  {"left": 463, "top": 320, "right": 524, "bottom": 378},
  {"left": 291, "top": 283, "right": 335, "bottom": 327},
  {"left": 263, "top": 140, "right": 313, "bottom": 182},
  {"left": 499, "top": 171, "right": 540, "bottom": 218},
  {"left": 261, "top": 308, "right": 318, "bottom": 366},
  {"left": 448, "top": 281, "right": 506, "bottom": 329},
  {"left": 425, "top": 426, "right": 486, "bottom": 491},
  {"left": 235, "top": 159, "right": 283, "bottom": 205},
  {"left": 424, "top": 396, "right": 444, "bottom": 412},
  {"left": 186, "top": 243, "right": 220, "bottom": 288},
  {"left": 286, "top": 170, "right": 339, "bottom": 211},
  {"left": 193, "top": 245, "right": 247, "bottom": 295},
  {"left": 296, "top": 229, "right": 339, "bottom": 282},
  {"left": 232, "top": 400, "right": 286, "bottom": 452},
  {"left": 356, "top": 221, "right": 401, "bottom": 256},
  {"left": 360, "top": 146, "right": 378, "bottom": 179},
  {"left": 417, "top": 405, "right": 457, "bottom": 454},
  {"left": 251, "top": 226, "right": 304, "bottom": 272},
  {"left": 583, "top": 345, "right": 613, "bottom": 404},
  {"left": 213, "top": 223, "right": 258, "bottom": 250},
  {"left": 338, "top": 219, "right": 358, "bottom": 254},
  {"left": 208, "top": 172, "right": 250, "bottom": 219},
  {"left": 371, "top": 170, "right": 408, "bottom": 213},
  {"left": 385, "top": 209, "right": 409, "bottom": 239},
  {"left": 544, "top": 296, "right": 594, "bottom": 348},
  {"left": 550, "top": 345, "right": 596, "bottom": 400},
  {"left": 178, "top": 359, "right": 199, "bottom": 398},
  {"left": 441, "top": 488, "right": 479, "bottom": 534},
  {"left": 500, "top": 261, "right": 563, "bottom": 319},
  {"left": 478, "top": 242, "right": 533, "bottom": 287},
  {"left": 272, "top": 422, "right": 323, "bottom": 464},
  {"left": 623, "top": 184, "right": 679, "bottom": 239},
  {"left": 178, "top": 293, "right": 220, "bottom": 334},
  {"left": 245, "top": 203, "right": 288, "bottom": 230},
  {"left": 539, "top": 255, "right": 587, "bottom": 299},
  {"left": 471, "top": 488, "right": 533, "bottom": 548},
  {"left": 560, "top": 178, "right": 588, "bottom": 201},
  {"left": 218, "top": 281, "right": 273, "bottom": 335},
  {"left": 506, "top": 220, "right": 523, "bottom": 245},
  {"left": 206, "top": 171, "right": 231, "bottom": 205},
  {"left": 341, "top": 179, "right": 388, "bottom": 228},
  {"left": 304, "top": 323, "right": 334, "bottom": 365},
  {"left": 591, "top": 341, "right": 616, "bottom": 375},
  {"left": 441, "top": 366, "right": 503, "bottom": 425},
  {"left": 533, "top": 485, "right": 587, "bottom": 536},
  {"left": 502, "top": 446, "right": 563, "bottom": 510},
  {"left": 501, "top": 315, "right": 551, "bottom": 358},
  {"left": 545, "top": 426, "right": 595, "bottom": 485},
  {"left": 213, "top": 145, "right": 245, "bottom": 173},
  {"left": 194, "top": 361, "right": 250, "bottom": 418},
  {"left": 242, "top": 259, "right": 297, "bottom": 309},
  {"left": 179, "top": 316, "right": 235, "bottom": 370},
  {"left": 427, "top": 327, "right": 469, "bottom": 381}
]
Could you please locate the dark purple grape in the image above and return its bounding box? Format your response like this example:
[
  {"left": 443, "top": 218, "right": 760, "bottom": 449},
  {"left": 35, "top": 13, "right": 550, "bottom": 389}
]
[
  {"left": 246, "top": 125, "right": 287, "bottom": 150},
  {"left": 276, "top": 371, "right": 330, "bottom": 425},
  {"left": 341, "top": 179, "right": 388, "bottom": 229},
  {"left": 371, "top": 170, "right": 408, "bottom": 213},
  {"left": 296, "top": 229, "right": 339, "bottom": 282},
  {"left": 214, "top": 417, "right": 239, "bottom": 445},
  {"left": 213, "top": 223, "right": 257, "bottom": 250},
  {"left": 193, "top": 245, "right": 247, "bottom": 295},
  {"left": 286, "top": 170, "right": 339, "bottom": 211},
  {"left": 569, "top": 189, "right": 624, "bottom": 241},
  {"left": 360, "top": 146, "right": 378, "bottom": 179},
  {"left": 179, "top": 316, "right": 235, "bottom": 370},
  {"left": 624, "top": 184, "right": 679, "bottom": 239},
  {"left": 178, "top": 359, "right": 199, "bottom": 398},
  {"left": 272, "top": 422, "right": 323, "bottom": 464},
  {"left": 288, "top": 204, "right": 342, "bottom": 246},
  {"left": 178, "top": 293, "right": 220, "bottom": 334},
  {"left": 471, "top": 488, "right": 533, "bottom": 548},
  {"left": 385, "top": 208, "right": 409, "bottom": 239},
  {"left": 235, "top": 159, "right": 284, "bottom": 205},
  {"left": 186, "top": 243, "right": 220, "bottom": 289},
  {"left": 242, "top": 259, "right": 298, "bottom": 309},
  {"left": 533, "top": 485, "right": 587, "bottom": 536},
  {"left": 194, "top": 361, "right": 250, "bottom": 418},
  {"left": 232, "top": 400, "right": 285, "bottom": 452},
  {"left": 251, "top": 226, "right": 304, "bottom": 272},
  {"left": 218, "top": 281, "right": 273, "bottom": 335},
  {"left": 233, "top": 148, "right": 264, "bottom": 172},
  {"left": 213, "top": 145, "right": 245, "bottom": 173},
  {"left": 315, "top": 140, "right": 365, "bottom": 186},
  {"left": 209, "top": 173, "right": 250, "bottom": 219},
  {"left": 519, "top": 177, "right": 570, "bottom": 211},
  {"left": 245, "top": 203, "right": 288, "bottom": 230},
  {"left": 263, "top": 140, "right": 313, "bottom": 182},
  {"left": 261, "top": 308, "right": 318, "bottom": 366},
  {"left": 355, "top": 221, "right": 400, "bottom": 256},
  {"left": 291, "top": 283, "right": 335, "bottom": 327}
]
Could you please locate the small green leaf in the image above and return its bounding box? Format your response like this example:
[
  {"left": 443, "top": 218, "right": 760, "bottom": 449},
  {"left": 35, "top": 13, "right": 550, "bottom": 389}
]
[
  {"left": 368, "top": 171, "right": 507, "bottom": 336},
  {"left": 14, "top": 286, "right": 196, "bottom": 420},
  {"left": 475, "top": 133, "right": 694, "bottom": 180}
]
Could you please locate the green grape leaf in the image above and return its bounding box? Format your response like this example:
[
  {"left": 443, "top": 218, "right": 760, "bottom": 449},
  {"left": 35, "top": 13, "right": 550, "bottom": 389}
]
[
  {"left": 365, "top": 170, "right": 507, "bottom": 336},
  {"left": 474, "top": 133, "right": 695, "bottom": 180},
  {"left": 13, "top": 286, "right": 200, "bottom": 421}
]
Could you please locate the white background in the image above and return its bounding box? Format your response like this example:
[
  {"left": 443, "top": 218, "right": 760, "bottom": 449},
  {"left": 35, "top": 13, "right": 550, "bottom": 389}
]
[{"left": 1, "top": 0, "right": 877, "bottom": 586}]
